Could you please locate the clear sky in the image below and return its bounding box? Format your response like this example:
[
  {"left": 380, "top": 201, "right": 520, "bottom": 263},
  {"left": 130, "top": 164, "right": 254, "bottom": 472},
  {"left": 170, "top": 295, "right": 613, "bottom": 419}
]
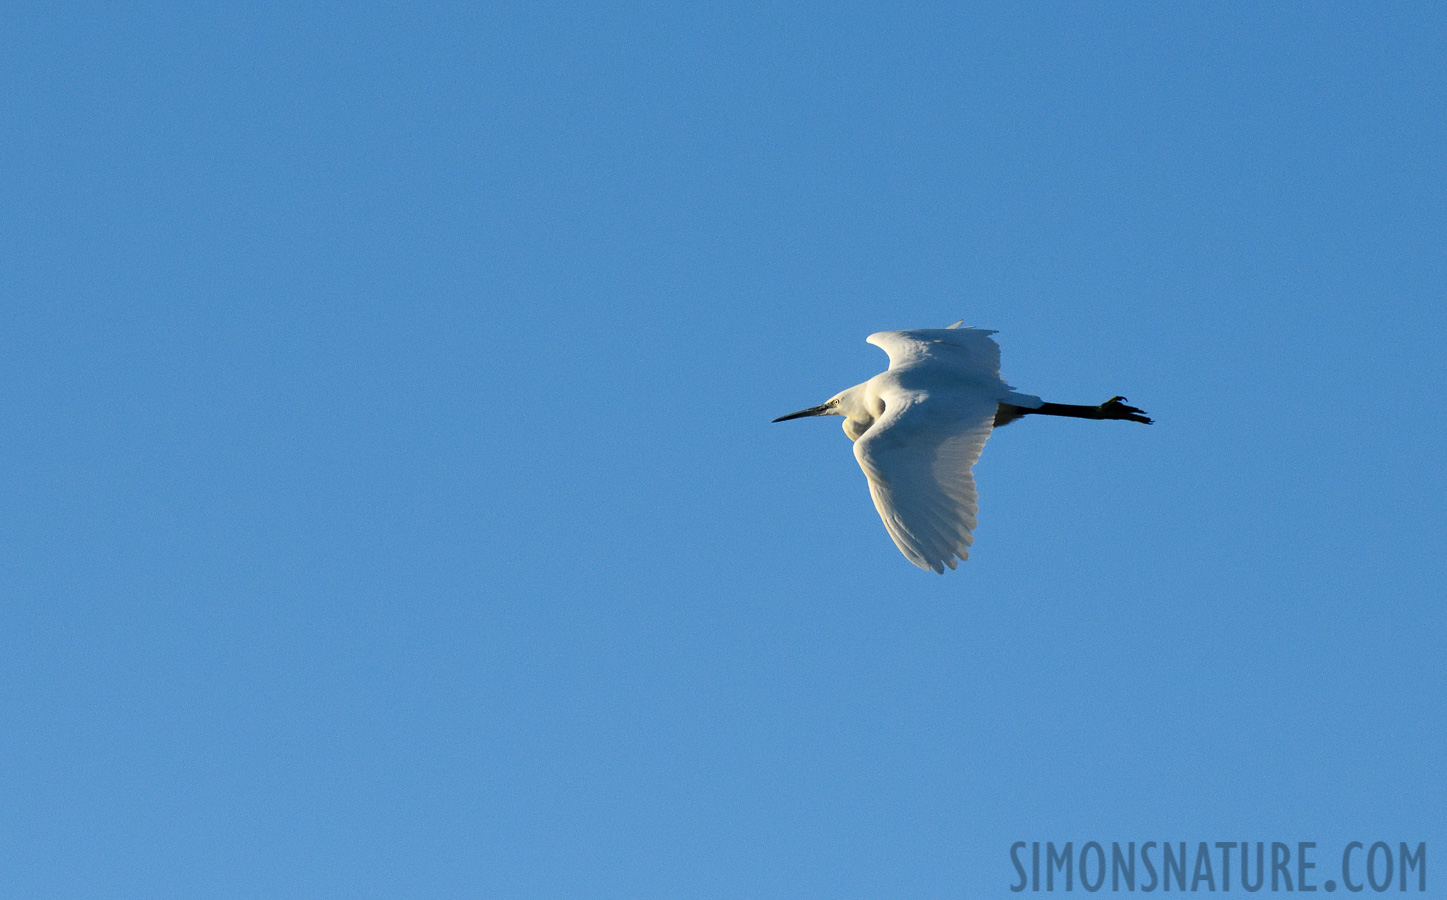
[{"left": 3, "top": 2, "right": 1444, "bottom": 897}]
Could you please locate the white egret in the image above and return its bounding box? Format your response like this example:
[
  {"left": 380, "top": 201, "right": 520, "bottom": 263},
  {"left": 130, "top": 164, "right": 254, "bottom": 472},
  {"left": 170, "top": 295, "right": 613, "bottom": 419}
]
[{"left": 773, "top": 322, "right": 1151, "bottom": 573}]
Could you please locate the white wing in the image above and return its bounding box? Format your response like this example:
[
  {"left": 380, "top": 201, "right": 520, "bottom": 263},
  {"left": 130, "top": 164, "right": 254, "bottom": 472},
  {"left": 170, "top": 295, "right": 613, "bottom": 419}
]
[
  {"left": 866, "top": 328, "right": 1002, "bottom": 378},
  {"left": 867, "top": 327, "right": 1042, "bottom": 408},
  {"left": 852, "top": 386, "right": 999, "bottom": 573}
]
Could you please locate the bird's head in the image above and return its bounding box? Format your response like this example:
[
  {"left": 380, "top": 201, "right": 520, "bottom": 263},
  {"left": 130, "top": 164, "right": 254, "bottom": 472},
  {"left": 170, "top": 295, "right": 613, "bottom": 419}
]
[
  {"left": 771, "top": 395, "right": 843, "bottom": 422},
  {"left": 773, "top": 384, "right": 876, "bottom": 441},
  {"left": 773, "top": 384, "right": 872, "bottom": 423}
]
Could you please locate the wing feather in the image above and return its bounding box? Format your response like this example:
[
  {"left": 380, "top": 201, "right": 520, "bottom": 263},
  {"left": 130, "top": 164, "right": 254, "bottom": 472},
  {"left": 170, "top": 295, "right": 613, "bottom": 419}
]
[
  {"left": 852, "top": 388, "right": 998, "bottom": 573},
  {"left": 866, "top": 328, "right": 1002, "bottom": 377}
]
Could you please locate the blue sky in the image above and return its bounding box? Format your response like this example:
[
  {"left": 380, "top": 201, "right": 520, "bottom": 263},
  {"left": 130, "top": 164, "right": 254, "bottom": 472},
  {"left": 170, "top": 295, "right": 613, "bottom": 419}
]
[{"left": 3, "top": 2, "right": 1444, "bottom": 897}]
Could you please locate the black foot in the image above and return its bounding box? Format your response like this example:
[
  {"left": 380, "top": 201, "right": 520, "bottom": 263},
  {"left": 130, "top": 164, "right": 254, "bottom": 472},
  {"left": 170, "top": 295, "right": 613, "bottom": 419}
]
[{"left": 1100, "top": 396, "right": 1152, "bottom": 424}]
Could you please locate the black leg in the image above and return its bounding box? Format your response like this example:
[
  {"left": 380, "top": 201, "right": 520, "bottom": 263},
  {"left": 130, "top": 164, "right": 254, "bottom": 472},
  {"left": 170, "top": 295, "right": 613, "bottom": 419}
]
[{"left": 996, "top": 397, "right": 1152, "bottom": 425}]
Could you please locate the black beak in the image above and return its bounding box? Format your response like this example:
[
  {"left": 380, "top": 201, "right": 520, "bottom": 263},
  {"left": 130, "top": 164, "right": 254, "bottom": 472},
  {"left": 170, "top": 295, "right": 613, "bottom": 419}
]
[{"left": 772, "top": 404, "right": 831, "bottom": 423}]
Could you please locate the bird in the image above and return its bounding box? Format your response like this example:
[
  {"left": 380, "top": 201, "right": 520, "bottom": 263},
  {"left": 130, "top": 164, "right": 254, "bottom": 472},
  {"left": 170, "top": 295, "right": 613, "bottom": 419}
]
[{"left": 773, "top": 322, "right": 1151, "bottom": 573}]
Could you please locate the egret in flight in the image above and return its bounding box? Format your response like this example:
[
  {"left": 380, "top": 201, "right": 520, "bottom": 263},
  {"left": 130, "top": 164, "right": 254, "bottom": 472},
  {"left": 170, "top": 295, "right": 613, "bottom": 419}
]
[{"left": 773, "top": 323, "right": 1151, "bottom": 573}]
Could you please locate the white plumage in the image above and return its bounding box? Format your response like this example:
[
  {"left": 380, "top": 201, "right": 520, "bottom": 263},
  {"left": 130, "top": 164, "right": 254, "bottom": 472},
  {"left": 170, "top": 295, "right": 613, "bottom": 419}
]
[{"left": 774, "top": 323, "right": 1150, "bottom": 573}]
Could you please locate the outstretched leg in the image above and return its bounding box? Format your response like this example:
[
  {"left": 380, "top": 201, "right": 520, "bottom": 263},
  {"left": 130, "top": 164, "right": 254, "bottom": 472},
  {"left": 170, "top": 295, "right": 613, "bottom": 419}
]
[
  {"left": 1086, "top": 396, "right": 1153, "bottom": 424},
  {"left": 994, "top": 396, "right": 1152, "bottom": 426}
]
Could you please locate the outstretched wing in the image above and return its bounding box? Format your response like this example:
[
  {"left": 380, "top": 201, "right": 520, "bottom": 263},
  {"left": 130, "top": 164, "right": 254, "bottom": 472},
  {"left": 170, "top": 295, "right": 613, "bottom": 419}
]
[
  {"left": 867, "top": 326, "right": 1043, "bottom": 409},
  {"left": 866, "top": 327, "right": 1002, "bottom": 378},
  {"left": 852, "top": 386, "right": 999, "bottom": 573}
]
